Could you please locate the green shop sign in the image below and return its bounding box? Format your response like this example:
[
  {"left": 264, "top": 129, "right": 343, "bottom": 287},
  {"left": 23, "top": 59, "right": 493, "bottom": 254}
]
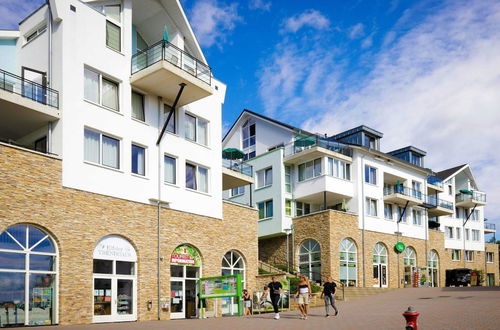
[
  {"left": 170, "top": 245, "right": 201, "bottom": 267},
  {"left": 394, "top": 242, "right": 406, "bottom": 253},
  {"left": 199, "top": 274, "right": 242, "bottom": 299}
]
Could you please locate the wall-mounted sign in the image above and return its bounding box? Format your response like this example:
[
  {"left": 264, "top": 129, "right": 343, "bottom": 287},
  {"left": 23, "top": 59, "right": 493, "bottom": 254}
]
[
  {"left": 93, "top": 235, "right": 137, "bottom": 261},
  {"left": 395, "top": 242, "right": 406, "bottom": 253},
  {"left": 199, "top": 274, "right": 242, "bottom": 299},
  {"left": 170, "top": 245, "right": 201, "bottom": 267}
]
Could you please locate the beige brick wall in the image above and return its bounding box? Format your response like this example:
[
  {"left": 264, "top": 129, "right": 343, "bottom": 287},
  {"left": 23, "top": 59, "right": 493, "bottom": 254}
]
[
  {"left": 258, "top": 236, "right": 289, "bottom": 266},
  {"left": 0, "top": 144, "right": 258, "bottom": 325}
]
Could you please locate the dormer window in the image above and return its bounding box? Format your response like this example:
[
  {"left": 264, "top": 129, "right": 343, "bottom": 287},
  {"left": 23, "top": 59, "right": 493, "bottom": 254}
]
[{"left": 364, "top": 135, "right": 376, "bottom": 149}]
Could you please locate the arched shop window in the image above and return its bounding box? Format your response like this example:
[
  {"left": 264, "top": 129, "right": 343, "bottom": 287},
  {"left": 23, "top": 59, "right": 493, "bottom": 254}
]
[
  {"left": 339, "top": 238, "right": 357, "bottom": 287},
  {"left": 403, "top": 246, "right": 416, "bottom": 267},
  {"left": 93, "top": 235, "right": 137, "bottom": 323},
  {"left": 221, "top": 250, "right": 245, "bottom": 316},
  {"left": 372, "top": 243, "right": 388, "bottom": 287},
  {"left": 299, "top": 239, "right": 321, "bottom": 283},
  {"left": 427, "top": 250, "right": 439, "bottom": 287},
  {"left": 0, "top": 224, "right": 57, "bottom": 327}
]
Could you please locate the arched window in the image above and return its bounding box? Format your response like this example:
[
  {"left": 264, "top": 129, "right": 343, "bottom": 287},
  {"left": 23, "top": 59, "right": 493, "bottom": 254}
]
[
  {"left": 221, "top": 251, "right": 246, "bottom": 316},
  {"left": 0, "top": 224, "right": 57, "bottom": 327},
  {"left": 427, "top": 250, "right": 439, "bottom": 287},
  {"left": 372, "top": 243, "right": 388, "bottom": 287},
  {"left": 339, "top": 238, "right": 357, "bottom": 287},
  {"left": 299, "top": 239, "right": 321, "bottom": 283},
  {"left": 403, "top": 247, "right": 416, "bottom": 266}
]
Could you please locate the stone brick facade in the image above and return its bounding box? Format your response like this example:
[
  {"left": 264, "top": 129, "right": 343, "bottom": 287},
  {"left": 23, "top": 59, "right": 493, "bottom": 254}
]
[
  {"left": 0, "top": 144, "right": 258, "bottom": 325},
  {"left": 258, "top": 209, "right": 499, "bottom": 288}
]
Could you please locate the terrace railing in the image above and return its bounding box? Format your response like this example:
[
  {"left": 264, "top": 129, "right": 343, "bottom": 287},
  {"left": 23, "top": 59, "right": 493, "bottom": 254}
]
[
  {"left": 456, "top": 191, "right": 487, "bottom": 203},
  {"left": 222, "top": 158, "right": 253, "bottom": 177},
  {"left": 0, "top": 68, "right": 59, "bottom": 108},
  {"left": 384, "top": 185, "right": 424, "bottom": 200},
  {"left": 426, "top": 195, "right": 453, "bottom": 210},
  {"left": 484, "top": 222, "right": 495, "bottom": 230},
  {"left": 283, "top": 136, "right": 353, "bottom": 158},
  {"left": 427, "top": 176, "right": 444, "bottom": 189},
  {"left": 131, "top": 40, "right": 211, "bottom": 85}
]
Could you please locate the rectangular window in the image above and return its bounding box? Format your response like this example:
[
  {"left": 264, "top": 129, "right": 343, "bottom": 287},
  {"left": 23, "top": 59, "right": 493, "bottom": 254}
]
[
  {"left": 412, "top": 209, "right": 422, "bottom": 226},
  {"left": 25, "top": 24, "right": 47, "bottom": 43},
  {"left": 455, "top": 207, "right": 460, "bottom": 218},
  {"left": 486, "top": 252, "right": 494, "bottom": 263},
  {"left": 452, "top": 249, "right": 461, "bottom": 261},
  {"left": 328, "top": 158, "right": 351, "bottom": 180},
  {"left": 465, "top": 250, "right": 474, "bottom": 262},
  {"left": 365, "top": 198, "right": 378, "bottom": 216},
  {"left": 131, "top": 91, "right": 145, "bottom": 121},
  {"left": 397, "top": 206, "right": 407, "bottom": 222},
  {"left": 185, "top": 113, "right": 208, "bottom": 145},
  {"left": 298, "top": 158, "right": 321, "bottom": 181},
  {"left": 185, "top": 163, "right": 208, "bottom": 193},
  {"left": 257, "top": 168, "right": 272, "bottom": 188},
  {"left": 462, "top": 208, "right": 468, "bottom": 219},
  {"left": 456, "top": 227, "right": 461, "bottom": 240},
  {"left": 296, "top": 201, "right": 310, "bottom": 217},
  {"left": 257, "top": 200, "right": 273, "bottom": 219},
  {"left": 164, "top": 105, "right": 176, "bottom": 134},
  {"left": 445, "top": 226, "right": 454, "bottom": 239},
  {"left": 472, "top": 229, "right": 480, "bottom": 241},
  {"left": 471, "top": 210, "right": 480, "bottom": 221},
  {"left": 384, "top": 203, "right": 393, "bottom": 220},
  {"left": 465, "top": 228, "right": 470, "bottom": 241},
  {"left": 84, "top": 68, "right": 119, "bottom": 111},
  {"left": 106, "top": 21, "right": 121, "bottom": 51},
  {"left": 242, "top": 121, "right": 256, "bottom": 149},
  {"left": 84, "top": 128, "right": 120, "bottom": 169},
  {"left": 164, "top": 155, "right": 176, "bottom": 184},
  {"left": 185, "top": 114, "right": 196, "bottom": 141},
  {"left": 230, "top": 186, "right": 245, "bottom": 197},
  {"left": 364, "top": 165, "right": 377, "bottom": 185},
  {"left": 285, "top": 165, "right": 291, "bottom": 193},
  {"left": 285, "top": 199, "right": 292, "bottom": 216},
  {"left": 131, "top": 144, "right": 145, "bottom": 176},
  {"left": 448, "top": 185, "right": 453, "bottom": 195}
]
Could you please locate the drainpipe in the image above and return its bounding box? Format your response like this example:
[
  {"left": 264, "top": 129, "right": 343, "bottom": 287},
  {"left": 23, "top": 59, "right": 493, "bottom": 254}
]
[
  {"left": 157, "top": 96, "right": 162, "bottom": 320},
  {"left": 47, "top": 1, "right": 53, "bottom": 153},
  {"left": 360, "top": 154, "right": 366, "bottom": 287}
]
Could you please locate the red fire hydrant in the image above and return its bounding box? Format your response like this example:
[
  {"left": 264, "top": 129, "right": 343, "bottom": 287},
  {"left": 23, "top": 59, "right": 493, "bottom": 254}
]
[{"left": 402, "top": 306, "right": 420, "bottom": 330}]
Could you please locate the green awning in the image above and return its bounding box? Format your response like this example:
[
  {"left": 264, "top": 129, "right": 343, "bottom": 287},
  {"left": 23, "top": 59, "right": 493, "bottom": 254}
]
[
  {"left": 163, "top": 25, "right": 169, "bottom": 42},
  {"left": 459, "top": 189, "right": 473, "bottom": 195},
  {"left": 294, "top": 136, "right": 315, "bottom": 147},
  {"left": 222, "top": 148, "right": 245, "bottom": 160}
]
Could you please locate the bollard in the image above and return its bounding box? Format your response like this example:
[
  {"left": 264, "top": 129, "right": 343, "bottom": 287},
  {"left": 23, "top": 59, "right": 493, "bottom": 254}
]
[{"left": 402, "top": 306, "right": 420, "bottom": 330}]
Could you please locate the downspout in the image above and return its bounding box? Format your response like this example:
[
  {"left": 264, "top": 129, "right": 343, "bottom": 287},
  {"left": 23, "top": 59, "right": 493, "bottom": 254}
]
[
  {"left": 360, "top": 154, "right": 366, "bottom": 287},
  {"left": 157, "top": 96, "right": 162, "bottom": 320},
  {"left": 424, "top": 179, "right": 429, "bottom": 286},
  {"left": 47, "top": 0, "right": 53, "bottom": 153}
]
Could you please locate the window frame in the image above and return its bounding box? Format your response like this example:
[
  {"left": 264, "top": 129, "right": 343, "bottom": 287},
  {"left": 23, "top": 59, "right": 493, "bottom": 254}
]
[
  {"left": 298, "top": 158, "right": 322, "bottom": 181},
  {"left": 412, "top": 209, "right": 422, "bottom": 226},
  {"left": 257, "top": 200, "right": 273, "bottom": 220},
  {"left": 285, "top": 165, "right": 292, "bottom": 193},
  {"left": 256, "top": 167, "right": 273, "bottom": 188},
  {"left": 230, "top": 186, "right": 245, "bottom": 197},
  {"left": 328, "top": 157, "right": 351, "bottom": 180},
  {"left": 185, "top": 162, "right": 209, "bottom": 193},
  {"left": 471, "top": 229, "right": 480, "bottom": 241},
  {"left": 295, "top": 201, "right": 310, "bottom": 217},
  {"left": 103, "top": 4, "right": 122, "bottom": 52},
  {"left": 451, "top": 249, "right": 461, "bottom": 261},
  {"left": 84, "top": 67, "right": 120, "bottom": 112},
  {"left": 185, "top": 112, "right": 209, "bottom": 146},
  {"left": 445, "top": 226, "right": 454, "bottom": 239},
  {"left": 285, "top": 199, "right": 292, "bottom": 216},
  {"left": 131, "top": 143, "right": 146, "bottom": 176},
  {"left": 364, "top": 165, "right": 377, "bottom": 185},
  {"left": 164, "top": 154, "right": 177, "bottom": 185},
  {"left": 465, "top": 250, "right": 474, "bottom": 262},
  {"left": 486, "top": 252, "right": 494, "bottom": 263},
  {"left": 384, "top": 203, "right": 393, "bottom": 220},
  {"left": 131, "top": 91, "right": 145, "bottom": 122},
  {"left": 365, "top": 197, "right": 378, "bottom": 217},
  {"left": 24, "top": 23, "right": 47, "bottom": 44},
  {"left": 84, "top": 127, "right": 121, "bottom": 170}
]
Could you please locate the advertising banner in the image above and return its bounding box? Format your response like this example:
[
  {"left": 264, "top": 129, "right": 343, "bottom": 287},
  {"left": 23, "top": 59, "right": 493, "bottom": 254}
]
[
  {"left": 199, "top": 274, "right": 242, "bottom": 298},
  {"left": 170, "top": 245, "right": 201, "bottom": 267}
]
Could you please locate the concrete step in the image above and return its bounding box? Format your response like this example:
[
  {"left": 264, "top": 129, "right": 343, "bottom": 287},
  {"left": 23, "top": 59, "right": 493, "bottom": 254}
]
[{"left": 343, "top": 287, "right": 397, "bottom": 301}]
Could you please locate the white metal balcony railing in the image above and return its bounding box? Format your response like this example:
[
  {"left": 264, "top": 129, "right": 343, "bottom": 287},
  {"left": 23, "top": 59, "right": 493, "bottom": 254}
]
[{"left": 456, "top": 191, "right": 486, "bottom": 203}]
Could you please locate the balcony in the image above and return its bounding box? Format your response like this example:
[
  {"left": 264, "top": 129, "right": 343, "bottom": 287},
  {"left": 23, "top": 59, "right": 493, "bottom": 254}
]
[
  {"left": 283, "top": 136, "right": 353, "bottom": 164},
  {"left": 130, "top": 40, "right": 213, "bottom": 107},
  {"left": 222, "top": 159, "right": 254, "bottom": 190},
  {"left": 455, "top": 190, "right": 486, "bottom": 208},
  {"left": 294, "top": 175, "right": 354, "bottom": 205},
  {"left": 425, "top": 195, "right": 454, "bottom": 217},
  {"left": 0, "top": 69, "right": 60, "bottom": 140},
  {"left": 383, "top": 185, "right": 423, "bottom": 206},
  {"left": 484, "top": 222, "right": 496, "bottom": 234},
  {"left": 427, "top": 176, "right": 445, "bottom": 193}
]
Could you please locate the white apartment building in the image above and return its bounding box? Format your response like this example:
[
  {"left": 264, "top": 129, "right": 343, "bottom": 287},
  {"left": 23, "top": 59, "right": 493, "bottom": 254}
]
[{"left": 0, "top": 0, "right": 228, "bottom": 219}]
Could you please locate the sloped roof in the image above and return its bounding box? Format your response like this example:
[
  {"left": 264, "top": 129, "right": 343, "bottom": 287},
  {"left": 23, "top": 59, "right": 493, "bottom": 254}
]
[{"left": 436, "top": 164, "right": 468, "bottom": 180}]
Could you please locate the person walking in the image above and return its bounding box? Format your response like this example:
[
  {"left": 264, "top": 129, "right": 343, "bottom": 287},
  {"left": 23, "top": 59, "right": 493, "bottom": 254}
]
[
  {"left": 263, "top": 276, "right": 283, "bottom": 320},
  {"left": 295, "top": 275, "right": 311, "bottom": 320},
  {"left": 242, "top": 289, "right": 252, "bottom": 316},
  {"left": 321, "top": 276, "right": 339, "bottom": 317}
]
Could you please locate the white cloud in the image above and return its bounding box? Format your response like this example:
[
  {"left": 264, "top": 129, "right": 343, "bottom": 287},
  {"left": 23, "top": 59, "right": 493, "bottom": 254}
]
[
  {"left": 258, "top": 0, "right": 500, "bottom": 227},
  {"left": 190, "top": 0, "right": 242, "bottom": 48},
  {"left": 349, "top": 23, "right": 365, "bottom": 39},
  {"left": 361, "top": 32, "right": 375, "bottom": 49},
  {"left": 282, "top": 9, "right": 330, "bottom": 34},
  {"left": 0, "top": 0, "right": 45, "bottom": 29},
  {"left": 249, "top": 0, "right": 271, "bottom": 11}
]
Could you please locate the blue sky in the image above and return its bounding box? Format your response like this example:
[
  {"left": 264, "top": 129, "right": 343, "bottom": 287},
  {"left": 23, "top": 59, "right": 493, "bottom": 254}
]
[{"left": 2, "top": 0, "right": 500, "bottom": 236}]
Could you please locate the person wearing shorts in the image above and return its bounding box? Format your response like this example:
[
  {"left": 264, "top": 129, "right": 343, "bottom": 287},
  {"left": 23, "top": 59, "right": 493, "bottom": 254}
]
[
  {"left": 242, "top": 289, "right": 252, "bottom": 316},
  {"left": 295, "top": 275, "right": 311, "bottom": 320}
]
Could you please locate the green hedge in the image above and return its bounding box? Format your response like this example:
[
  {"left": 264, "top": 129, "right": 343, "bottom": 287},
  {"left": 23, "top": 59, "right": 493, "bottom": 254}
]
[{"left": 289, "top": 277, "right": 322, "bottom": 294}]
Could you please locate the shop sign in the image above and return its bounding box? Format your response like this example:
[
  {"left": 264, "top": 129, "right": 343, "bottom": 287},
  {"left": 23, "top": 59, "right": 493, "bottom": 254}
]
[
  {"left": 93, "top": 235, "right": 137, "bottom": 262},
  {"left": 170, "top": 245, "right": 201, "bottom": 267},
  {"left": 199, "top": 274, "right": 242, "bottom": 298},
  {"left": 394, "top": 242, "right": 406, "bottom": 253}
]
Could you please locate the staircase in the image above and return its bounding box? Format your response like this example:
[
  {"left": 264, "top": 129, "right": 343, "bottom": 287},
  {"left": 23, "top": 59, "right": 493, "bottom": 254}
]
[
  {"left": 258, "top": 260, "right": 294, "bottom": 275},
  {"left": 343, "top": 287, "right": 396, "bottom": 301}
]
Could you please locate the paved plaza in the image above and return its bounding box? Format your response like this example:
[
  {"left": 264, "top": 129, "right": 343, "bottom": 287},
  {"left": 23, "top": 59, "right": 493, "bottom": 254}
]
[{"left": 45, "top": 287, "right": 499, "bottom": 330}]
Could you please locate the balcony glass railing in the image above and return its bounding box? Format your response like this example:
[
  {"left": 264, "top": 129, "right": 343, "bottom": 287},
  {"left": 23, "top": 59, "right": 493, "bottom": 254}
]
[
  {"left": 384, "top": 185, "right": 424, "bottom": 200},
  {"left": 484, "top": 222, "right": 495, "bottom": 230},
  {"left": 427, "top": 176, "right": 444, "bottom": 189},
  {"left": 0, "top": 69, "right": 59, "bottom": 108},
  {"left": 131, "top": 40, "right": 211, "bottom": 85},
  {"left": 283, "top": 136, "right": 353, "bottom": 158},
  {"left": 456, "top": 191, "right": 487, "bottom": 203},
  {"left": 222, "top": 159, "right": 253, "bottom": 177},
  {"left": 426, "top": 195, "right": 453, "bottom": 210}
]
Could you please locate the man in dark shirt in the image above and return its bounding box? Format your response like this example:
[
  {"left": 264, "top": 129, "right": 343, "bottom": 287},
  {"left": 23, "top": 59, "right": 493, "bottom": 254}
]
[
  {"left": 321, "top": 276, "right": 339, "bottom": 317},
  {"left": 263, "top": 276, "right": 283, "bottom": 320}
]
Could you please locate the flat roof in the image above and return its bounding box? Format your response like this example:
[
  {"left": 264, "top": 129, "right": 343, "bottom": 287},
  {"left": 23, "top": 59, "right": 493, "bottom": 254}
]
[{"left": 331, "top": 125, "right": 384, "bottom": 140}]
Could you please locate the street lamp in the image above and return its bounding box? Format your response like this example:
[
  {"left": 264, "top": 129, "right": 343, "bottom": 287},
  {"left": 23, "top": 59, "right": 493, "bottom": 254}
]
[{"left": 284, "top": 228, "right": 292, "bottom": 273}]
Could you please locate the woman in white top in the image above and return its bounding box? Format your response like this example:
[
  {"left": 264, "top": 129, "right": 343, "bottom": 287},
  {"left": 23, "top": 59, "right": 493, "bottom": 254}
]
[{"left": 295, "top": 275, "right": 312, "bottom": 320}]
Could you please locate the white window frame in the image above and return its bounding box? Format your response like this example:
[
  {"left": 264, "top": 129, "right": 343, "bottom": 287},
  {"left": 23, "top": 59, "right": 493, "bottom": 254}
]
[
  {"left": 256, "top": 167, "right": 273, "bottom": 188},
  {"left": 366, "top": 197, "right": 378, "bottom": 217},
  {"left": 471, "top": 209, "right": 480, "bottom": 221},
  {"left": 84, "top": 128, "right": 121, "bottom": 169},
  {"left": 456, "top": 227, "right": 461, "bottom": 240},
  {"left": 295, "top": 201, "right": 310, "bottom": 217},
  {"left": 298, "top": 158, "right": 322, "bottom": 181},
  {"left": 384, "top": 203, "right": 393, "bottom": 220},
  {"left": 185, "top": 162, "right": 209, "bottom": 193},
  {"left": 101, "top": 3, "right": 122, "bottom": 52},
  {"left": 257, "top": 199, "right": 273, "bottom": 220},
  {"left": 230, "top": 186, "right": 245, "bottom": 197},
  {"left": 465, "top": 250, "right": 474, "bottom": 262},
  {"left": 285, "top": 165, "right": 292, "bottom": 193},
  {"left": 164, "top": 154, "right": 177, "bottom": 185},
  {"left": 131, "top": 143, "right": 146, "bottom": 177},
  {"left": 328, "top": 157, "right": 351, "bottom": 180},
  {"left": 24, "top": 23, "right": 47, "bottom": 44},
  {"left": 465, "top": 228, "right": 470, "bottom": 241},
  {"left": 412, "top": 209, "right": 422, "bottom": 226},
  {"left": 285, "top": 199, "right": 292, "bottom": 216},
  {"left": 185, "top": 112, "right": 209, "bottom": 146},
  {"left": 241, "top": 119, "right": 256, "bottom": 160},
  {"left": 445, "top": 226, "right": 454, "bottom": 239},
  {"left": 397, "top": 206, "right": 407, "bottom": 223},
  {"left": 472, "top": 229, "right": 480, "bottom": 241},
  {"left": 364, "top": 165, "right": 377, "bottom": 185},
  {"left": 84, "top": 67, "right": 120, "bottom": 111},
  {"left": 131, "top": 91, "right": 145, "bottom": 122},
  {"left": 451, "top": 249, "right": 460, "bottom": 261},
  {"left": 486, "top": 252, "right": 494, "bottom": 263}
]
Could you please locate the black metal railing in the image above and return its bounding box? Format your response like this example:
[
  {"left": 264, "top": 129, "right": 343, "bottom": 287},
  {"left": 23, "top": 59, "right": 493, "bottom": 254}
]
[
  {"left": 131, "top": 40, "right": 211, "bottom": 85},
  {"left": 284, "top": 135, "right": 353, "bottom": 158},
  {"left": 222, "top": 158, "right": 253, "bottom": 177},
  {"left": 0, "top": 68, "right": 59, "bottom": 108},
  {"left": 384, "top": 185, "right": 424, "bottom": 200},
  {"left": 427, "top": 176, "right": 444, "bottom": 189},
  {"left": 456, "top": 191, "right": 487, "bottom": 203},
  {"left": 426, "top": 195, "right": 453, "bottom": 210},
  {"left": 484, "top": 222, "right": 496, "bottom": 230}
]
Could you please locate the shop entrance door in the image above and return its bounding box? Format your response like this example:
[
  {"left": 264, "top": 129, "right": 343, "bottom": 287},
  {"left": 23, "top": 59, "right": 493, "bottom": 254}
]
[
  {"left": 93, "top": 277, "right": 136, "bottom": 323},
  {"left": 373, "top": 264, "right": 388, "bottom": 287},
  {"left": 170, "top": 265, "right": 200, "bottom": 319}
]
